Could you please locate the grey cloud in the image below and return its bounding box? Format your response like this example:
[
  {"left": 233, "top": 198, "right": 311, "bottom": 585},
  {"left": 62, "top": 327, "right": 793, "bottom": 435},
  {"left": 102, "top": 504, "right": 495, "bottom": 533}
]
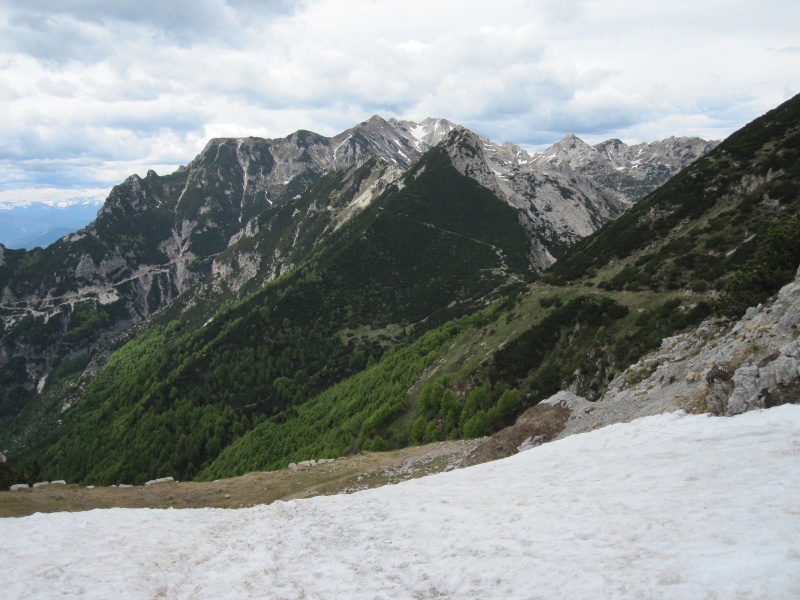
[
  {"left": 1, "top": 11, "right": 113, "bottom": 63},
  {"left": 3, "top": 0, "right": 301, "bottom": 47},
  {"left": 104, "top": 112, "right": 207, "bottom": 137},
  {"left": 546, "top": 103, "right": 647, "bottom": 137},
  {"left": 0, "top": 158, "right": 112, "bottom": 190},
  {"left": 0, "top": 104, "right": 206, "bottom": 163}
]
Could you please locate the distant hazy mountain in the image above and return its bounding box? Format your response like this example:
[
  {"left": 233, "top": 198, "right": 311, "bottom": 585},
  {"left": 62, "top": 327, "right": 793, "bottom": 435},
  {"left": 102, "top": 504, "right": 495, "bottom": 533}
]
[{"left": 0, "top": 196, "right": 105, "bottom": 249}]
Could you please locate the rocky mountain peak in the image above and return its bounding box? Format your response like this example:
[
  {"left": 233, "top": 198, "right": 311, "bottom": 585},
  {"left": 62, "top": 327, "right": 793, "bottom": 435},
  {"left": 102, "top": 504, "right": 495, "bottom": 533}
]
[
  {"left": 388, "top": 117, "right": 458, "bottom": 150},
  {"left": 535, "top": 134, "right": 597, "bottom": 169}
]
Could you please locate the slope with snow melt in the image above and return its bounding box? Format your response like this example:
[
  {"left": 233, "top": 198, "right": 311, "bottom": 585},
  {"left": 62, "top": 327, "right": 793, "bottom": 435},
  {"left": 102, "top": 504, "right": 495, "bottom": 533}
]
[{"left": 2, "top": 406, "right": 798, "bottom": 599}]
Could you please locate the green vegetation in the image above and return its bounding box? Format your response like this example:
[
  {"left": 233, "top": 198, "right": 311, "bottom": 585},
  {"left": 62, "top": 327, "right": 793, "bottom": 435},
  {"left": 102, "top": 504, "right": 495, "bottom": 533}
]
[
  {"left": 199, "top": 285, "right": 715, "bottom": 478},
  {"left": 201, "top": 309, "right": 495, "bottom": 479},
  {"left": 715, "top": 215, "right": 800, "bottom": 317},
  {"left": 0, "top": 456, "right": 40, "bottom": 490},
  {"left": 28, "top": 146, "right": 532, "bottom": 485},
  {"left": 4, "top": 94, "right": 800, "bottom": 487}
]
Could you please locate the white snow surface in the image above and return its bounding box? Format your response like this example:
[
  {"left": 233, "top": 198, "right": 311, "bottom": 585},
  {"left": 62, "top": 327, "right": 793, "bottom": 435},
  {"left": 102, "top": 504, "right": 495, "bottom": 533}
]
[{"left": 3, "top": 406, "right": 800, "bottom": 599}]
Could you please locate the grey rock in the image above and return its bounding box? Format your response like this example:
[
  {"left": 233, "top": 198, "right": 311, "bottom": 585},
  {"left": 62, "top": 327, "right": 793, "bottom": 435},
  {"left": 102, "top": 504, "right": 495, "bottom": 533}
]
[{"left": 144, "top": 477, "right": 175, "bottom": 486}]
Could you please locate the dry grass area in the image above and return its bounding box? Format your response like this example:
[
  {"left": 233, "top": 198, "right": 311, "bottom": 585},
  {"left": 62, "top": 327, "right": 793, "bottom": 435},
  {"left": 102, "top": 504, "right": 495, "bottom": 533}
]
[{"left": 0, "top": 440, "right": 480, "bottom": 518}]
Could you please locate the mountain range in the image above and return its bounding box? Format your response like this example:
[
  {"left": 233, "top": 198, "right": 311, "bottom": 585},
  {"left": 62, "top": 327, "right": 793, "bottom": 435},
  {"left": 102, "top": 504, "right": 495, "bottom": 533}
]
[{"left": 12, "top": 99, "right": 800, "bottom": 486}]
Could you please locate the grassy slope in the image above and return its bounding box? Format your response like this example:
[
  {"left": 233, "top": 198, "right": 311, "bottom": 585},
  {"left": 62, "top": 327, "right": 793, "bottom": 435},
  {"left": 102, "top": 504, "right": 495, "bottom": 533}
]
[{"left": 0, "top": 439, "right": 479, "bottom": 518}]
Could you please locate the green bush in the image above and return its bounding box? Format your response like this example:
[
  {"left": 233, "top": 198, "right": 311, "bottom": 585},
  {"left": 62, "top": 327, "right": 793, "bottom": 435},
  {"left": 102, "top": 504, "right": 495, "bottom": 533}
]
[{"left": 715, "top": 215, "right": 800, "bottom": 317}]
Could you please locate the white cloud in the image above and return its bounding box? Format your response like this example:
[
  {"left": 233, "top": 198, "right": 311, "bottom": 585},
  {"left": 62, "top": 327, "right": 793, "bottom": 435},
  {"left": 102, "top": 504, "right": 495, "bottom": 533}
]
[{"left": 0, "top": 0, "right": 798, "bottom": 202}]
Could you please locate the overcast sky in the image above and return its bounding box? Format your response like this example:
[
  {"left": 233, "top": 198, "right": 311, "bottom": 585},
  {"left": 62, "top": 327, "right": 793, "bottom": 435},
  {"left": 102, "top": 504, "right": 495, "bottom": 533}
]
[{"left": 0, "top": 0, "right": 798, "bottom": 204}]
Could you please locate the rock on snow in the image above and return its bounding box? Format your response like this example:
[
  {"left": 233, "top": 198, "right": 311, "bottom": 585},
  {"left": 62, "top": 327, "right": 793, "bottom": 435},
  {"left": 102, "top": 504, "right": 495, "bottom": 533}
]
[{"left": 2, "top": 406, "right": 799, "bottom": 598}]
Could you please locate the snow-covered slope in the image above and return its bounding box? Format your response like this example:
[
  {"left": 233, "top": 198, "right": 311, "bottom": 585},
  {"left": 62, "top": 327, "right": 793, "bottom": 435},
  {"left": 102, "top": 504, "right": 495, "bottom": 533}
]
[{"left": 2, "top": 406, "right": 798, "bottom": 599}]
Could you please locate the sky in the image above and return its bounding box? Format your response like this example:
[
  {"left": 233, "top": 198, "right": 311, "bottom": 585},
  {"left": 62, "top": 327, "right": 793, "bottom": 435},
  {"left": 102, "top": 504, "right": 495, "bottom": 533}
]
[
  {"left": 2, "top": 406, "right": 799, "bottom": 598},
  {"left": 0, "top": 0, "right": 798, "bottom": 205}
]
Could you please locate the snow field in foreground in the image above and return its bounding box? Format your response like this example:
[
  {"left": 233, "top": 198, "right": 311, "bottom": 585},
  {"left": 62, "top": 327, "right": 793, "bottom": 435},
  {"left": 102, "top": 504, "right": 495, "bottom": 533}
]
[{"left": 1, "top": 406, "right": 799, "bottom": 599}]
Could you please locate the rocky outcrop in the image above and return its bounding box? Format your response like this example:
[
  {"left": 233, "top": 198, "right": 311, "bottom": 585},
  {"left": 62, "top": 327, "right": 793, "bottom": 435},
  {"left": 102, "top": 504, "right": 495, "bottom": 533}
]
[
  {"left": 144, "top": 476, "right": 175, "bottom": 486},
  {"left": 577, "top": 266, "right": 800, "bottom": 428},
  {"left": 289, "top": 458, "right": 336, "bottom": 470},
  {"left": 532, "top": 134, "right": 720, "bottom": 203}
]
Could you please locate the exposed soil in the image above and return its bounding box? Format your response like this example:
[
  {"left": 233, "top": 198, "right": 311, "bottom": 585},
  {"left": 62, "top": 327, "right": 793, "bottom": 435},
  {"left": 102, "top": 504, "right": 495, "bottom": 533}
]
[{"left": 459, "top": 402, "right": 572, "bottom": 467}]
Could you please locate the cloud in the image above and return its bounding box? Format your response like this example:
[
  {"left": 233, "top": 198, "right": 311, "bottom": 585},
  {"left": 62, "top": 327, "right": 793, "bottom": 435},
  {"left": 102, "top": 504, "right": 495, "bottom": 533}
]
[
  {"left": 1, "top": 0, "right": 301, "bottom": 55},
  {"left": 0, "top": 0, "right": 798, "bottom": 201}
]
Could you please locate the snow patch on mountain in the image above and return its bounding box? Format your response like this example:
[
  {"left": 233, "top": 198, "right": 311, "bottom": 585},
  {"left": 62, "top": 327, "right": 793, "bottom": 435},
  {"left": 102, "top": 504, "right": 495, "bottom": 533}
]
[{"left": 2, "top": 405, "right": 798, "bottom": 598}]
